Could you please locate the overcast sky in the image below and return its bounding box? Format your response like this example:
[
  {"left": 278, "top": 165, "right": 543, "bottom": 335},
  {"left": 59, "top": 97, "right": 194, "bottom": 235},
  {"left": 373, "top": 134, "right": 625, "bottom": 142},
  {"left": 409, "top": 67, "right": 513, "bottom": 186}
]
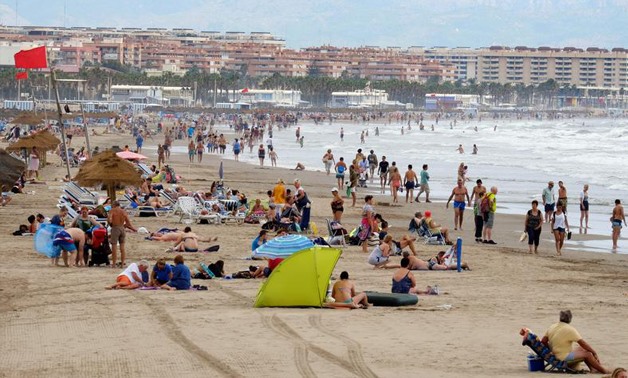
[{"left": 1, "top": 0, "right": 628, "bottom": 49}]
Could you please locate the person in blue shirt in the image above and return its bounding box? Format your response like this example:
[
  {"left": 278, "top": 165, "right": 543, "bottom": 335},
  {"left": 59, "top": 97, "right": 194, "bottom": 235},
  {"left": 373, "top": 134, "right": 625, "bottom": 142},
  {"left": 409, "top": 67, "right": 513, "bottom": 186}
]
[
  {"left": 149, "top": 258, "right": 173, "bottom": 287},
  {"left": 136, "top": 132, "right": 144, "bottom": 153},
  {"left": 163, "top": 255, "right": 191, "bottom": 291},
  {"left": 251, "top": 230, "right": 269, "bottom": 259}
]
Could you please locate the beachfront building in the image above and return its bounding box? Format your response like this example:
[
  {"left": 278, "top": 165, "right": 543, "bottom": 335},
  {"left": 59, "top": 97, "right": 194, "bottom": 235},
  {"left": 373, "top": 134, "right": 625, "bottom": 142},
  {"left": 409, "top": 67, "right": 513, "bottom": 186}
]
[
  {"left": 424, "top": 93, "right": 483, "bottom": 111},
  {"left": 110, "top": 85, "right": 193, "bottom": 107},
  {"left": 228, "top": 89, "right": 306, "bottom": 107},
  {"left": 331, "top": 89, "right": 388, "bottom": 108}
]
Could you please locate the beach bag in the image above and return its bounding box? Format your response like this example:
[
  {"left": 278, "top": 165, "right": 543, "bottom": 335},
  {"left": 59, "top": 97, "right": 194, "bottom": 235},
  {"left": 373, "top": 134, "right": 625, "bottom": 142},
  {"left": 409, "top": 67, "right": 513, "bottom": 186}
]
[{"left": 480, "top": 196, "right": 491, "bottom": 214}]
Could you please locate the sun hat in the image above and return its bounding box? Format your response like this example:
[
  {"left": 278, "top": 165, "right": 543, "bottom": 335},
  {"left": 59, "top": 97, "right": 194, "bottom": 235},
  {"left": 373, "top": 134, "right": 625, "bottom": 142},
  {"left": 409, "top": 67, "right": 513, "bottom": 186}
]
[{"left": 331, "top": 187, "right": 339, "bottom": 192}]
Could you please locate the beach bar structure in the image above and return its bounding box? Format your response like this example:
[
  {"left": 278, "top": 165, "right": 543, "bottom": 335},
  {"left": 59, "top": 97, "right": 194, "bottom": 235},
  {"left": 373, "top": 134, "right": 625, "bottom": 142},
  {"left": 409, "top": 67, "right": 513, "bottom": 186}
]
[
  {"left": 330, "top": 89, "right": 389, "bottom": 108},
  {"left": 110, "top": 85, "right": 194, "bottom": 107},
  {"left": 229, "top": 89, "right": 306, "bottom": 108}
]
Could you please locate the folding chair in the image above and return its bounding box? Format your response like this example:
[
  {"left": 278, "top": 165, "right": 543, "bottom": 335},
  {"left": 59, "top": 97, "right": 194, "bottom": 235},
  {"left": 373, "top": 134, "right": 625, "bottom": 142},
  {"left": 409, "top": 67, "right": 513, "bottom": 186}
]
[
  {"left": 520, "top": 329, "right": 583, "bottom": 374},
  {"left": 417, "top": 220, "right": 446, "bottom": 245},
  {"left": 326, "top": 219, "right": 349, "bottom": 247}
]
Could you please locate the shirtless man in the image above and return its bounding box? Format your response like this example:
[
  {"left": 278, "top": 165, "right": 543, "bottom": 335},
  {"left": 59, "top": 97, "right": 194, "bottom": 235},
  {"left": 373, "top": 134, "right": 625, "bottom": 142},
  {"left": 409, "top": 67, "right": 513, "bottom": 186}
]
[
  {"left": 446, "top": 179, "right": 471, "bottom": 230},
  {"left": 107, "top": 201, "right": 137, "bottom": 268},
  {"left": 329, "top": 271, "right": 370, "bottom": 309},
  {"left": 470, "top": 179, "right": 486, "bottom": 204},
  {"left": 65, "top": 227, "right": 87, "bottom": 267},
  {"left": 52, "top": 228, "right": 86, "bottom": 267},
  {"left": 611, "top": 199, "right": 627, "bottom": 250},
  {"left": 403, "top": 164, "right": 418, "bottom": 203},
  {"left": 558, "top": 181, "right": 568, "bottom": 214}
]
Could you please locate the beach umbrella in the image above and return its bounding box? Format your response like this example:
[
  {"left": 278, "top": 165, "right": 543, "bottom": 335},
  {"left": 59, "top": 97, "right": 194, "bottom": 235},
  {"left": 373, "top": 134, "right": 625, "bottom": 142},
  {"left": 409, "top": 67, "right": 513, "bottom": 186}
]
[
  {"left": 116, "top": 150, "right": 147, "bottom": 160},
  {"left": 9, "top": 113, "right": 44, "bottom": 126},
  {"left": 6, "top": 129, "right": 60, "bottom": 152},
  {"left": 73, "top": 150, "right": 143, "bottom": 201},
  {"left": 218, "top": 160, "right": 224, "bottom": 180},
  {"left": 252, "top": 234, "right": 315, "bottom": 259},
  {"left": 0, "top": 148, "right": 26, "bottom": 189}
]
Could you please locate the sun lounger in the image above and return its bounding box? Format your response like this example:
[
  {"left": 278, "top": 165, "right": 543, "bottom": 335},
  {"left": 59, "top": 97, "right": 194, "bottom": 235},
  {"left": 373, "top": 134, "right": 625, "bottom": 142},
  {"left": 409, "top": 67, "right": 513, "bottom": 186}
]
[
  {"left": 326, "top": 219, "right": 348, "bottom": 247},
  {"left": 416, "top": 219, "right": 446, "bottom": 245}
]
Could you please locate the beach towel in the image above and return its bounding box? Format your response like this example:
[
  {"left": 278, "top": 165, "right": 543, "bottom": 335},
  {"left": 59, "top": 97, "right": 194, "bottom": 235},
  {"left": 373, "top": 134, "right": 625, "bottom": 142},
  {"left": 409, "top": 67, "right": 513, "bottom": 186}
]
[{"left": 34, "top": 223, "right": 64, "bottom": 258}]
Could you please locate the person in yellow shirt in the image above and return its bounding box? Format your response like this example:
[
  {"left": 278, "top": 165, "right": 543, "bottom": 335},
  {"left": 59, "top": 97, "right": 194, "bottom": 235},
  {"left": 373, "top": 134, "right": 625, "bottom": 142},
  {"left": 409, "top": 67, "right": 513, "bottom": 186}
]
[
  {"left": 272, "top": 179, "right": 286, "bottom": 205},
  {"left": 542, "top": 310, "right": 608, "bottom": 374}
]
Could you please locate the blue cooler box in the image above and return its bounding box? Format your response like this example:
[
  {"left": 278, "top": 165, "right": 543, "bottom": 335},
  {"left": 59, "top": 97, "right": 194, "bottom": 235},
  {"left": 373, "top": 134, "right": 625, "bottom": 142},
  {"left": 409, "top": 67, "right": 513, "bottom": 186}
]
[{"left": 527, "top": 354, "right": 544, "bottom": 371}]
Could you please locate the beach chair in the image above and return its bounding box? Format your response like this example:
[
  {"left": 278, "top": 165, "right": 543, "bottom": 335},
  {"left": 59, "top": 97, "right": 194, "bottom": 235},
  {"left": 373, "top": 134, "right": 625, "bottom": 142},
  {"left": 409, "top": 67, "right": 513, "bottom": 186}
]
[
  {"left": 62, "top": 184, "right": 98, "bottom": 206},
  {"left": 417, "top": 220, "right": 446, "bottom": 245},
  {"left": 177, "top": 196, "right": 203, "bottom": 223},
  {"left": 326, "top": 219, "right": 349, "bottom": 247},
  {"left": 136, "top": 163, "right": 154, "bottom": 178},
  {"left": 520, "top": 329, "right": 583, "bottom": 374}
]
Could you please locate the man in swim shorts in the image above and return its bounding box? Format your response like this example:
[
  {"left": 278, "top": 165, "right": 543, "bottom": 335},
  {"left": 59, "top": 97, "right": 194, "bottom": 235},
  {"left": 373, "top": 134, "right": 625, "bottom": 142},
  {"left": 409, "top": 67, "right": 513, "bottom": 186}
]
[
  {"left": 542, "top": 181, "right": 556, "bottom": 223},
  {"left": 403, "top": 164, "right": 418, "bottom": 203},
  {"left": 558, "top": 181, "right": 568, "bottom": 213},
  {"left": 52, "top": 229, "right": 78, "bottom": 267},
  {"left": 377, "top": 156, "right": 389, "bottom": 194},
  {"left": 611, "top": 199, "right": 626, "bottom": 250},
  {"left": 446, "top": 179, "right": 471, "bottom": 231},
  {"left": 108, "top": 201, "right": 137, "bottom": 268}
]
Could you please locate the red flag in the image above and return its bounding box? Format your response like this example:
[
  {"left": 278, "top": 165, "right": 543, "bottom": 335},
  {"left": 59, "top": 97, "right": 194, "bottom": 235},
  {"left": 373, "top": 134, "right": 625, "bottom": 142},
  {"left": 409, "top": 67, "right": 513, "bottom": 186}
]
[
  {"left": 16, "top": 71, "right": 28, "bottom": 80},
  {"left": 241, "top": 88, "right": 249, "bottom": 93},
  {"left": 14, "top": 46, "right": 48, "bottom": 69}
]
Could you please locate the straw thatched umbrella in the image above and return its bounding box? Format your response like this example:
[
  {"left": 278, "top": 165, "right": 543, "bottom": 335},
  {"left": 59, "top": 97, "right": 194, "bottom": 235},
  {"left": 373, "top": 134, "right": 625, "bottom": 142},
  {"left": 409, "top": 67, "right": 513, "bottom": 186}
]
[
  {"left": 9, "top": 113, "right": 45, "bottom": 126},
  {"left": 0, "top": 148, "right": 26, "bottom": 190},
  {"left": 73, "top": 150, "right": 142, "bottom": 201},
  {"left": 6, "top": 130, "right": 61, "bottom": 168}
]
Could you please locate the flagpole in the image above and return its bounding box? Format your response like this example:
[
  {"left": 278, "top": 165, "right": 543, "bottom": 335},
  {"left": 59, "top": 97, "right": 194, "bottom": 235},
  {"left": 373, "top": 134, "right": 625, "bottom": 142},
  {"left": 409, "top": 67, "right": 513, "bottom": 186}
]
[
  {"left": 79, "top": 102, "right": 92, "bottom": 158},
  {"left": 48, "top": 61, "right": 72, "bottom": 179}
]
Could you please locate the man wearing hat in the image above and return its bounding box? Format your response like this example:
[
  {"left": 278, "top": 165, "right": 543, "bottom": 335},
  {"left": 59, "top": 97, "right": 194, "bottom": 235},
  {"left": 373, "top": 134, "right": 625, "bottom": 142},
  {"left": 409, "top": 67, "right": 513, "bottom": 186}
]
[{"left": 542, "top": 181, "right": 556, "bottom": 223}]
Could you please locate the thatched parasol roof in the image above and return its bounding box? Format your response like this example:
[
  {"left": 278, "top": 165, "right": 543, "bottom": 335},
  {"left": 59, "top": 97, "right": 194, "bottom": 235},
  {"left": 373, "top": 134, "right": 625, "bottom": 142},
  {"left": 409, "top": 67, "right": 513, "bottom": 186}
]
[
  {"left": 83, "top": 111, "right": 118, "bottom": 118},
  {"left": 5, "top": 129, "right": 60, "bottom": 152},
  {"left": 9, "top": 113, "right": 45, "bottom": 126},
  {"left": 0, "top": 148, "right": 26, "bottom": 189},
  {"left": 73, "top": 150, "right": 143, "bottom": 200}
]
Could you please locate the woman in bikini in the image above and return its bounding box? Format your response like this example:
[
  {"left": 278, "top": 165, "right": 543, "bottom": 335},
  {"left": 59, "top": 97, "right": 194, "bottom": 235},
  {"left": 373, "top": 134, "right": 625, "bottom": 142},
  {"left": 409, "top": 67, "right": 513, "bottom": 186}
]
[
  {"left": 388, "top": 167, "right": 402, "bottom": 203},
  {"left": 330, "top": 187, "right": 344, "bottom": 223}
]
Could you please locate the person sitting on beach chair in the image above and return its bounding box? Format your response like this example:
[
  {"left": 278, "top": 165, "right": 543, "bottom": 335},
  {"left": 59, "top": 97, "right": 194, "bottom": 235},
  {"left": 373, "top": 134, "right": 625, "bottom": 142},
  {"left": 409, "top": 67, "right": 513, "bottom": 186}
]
[
  {"left": 423, "top": 210, "right": 454, "bottom": 245},
  {"left": 106, "top": 260, "right": 149, "bottom": 290},
  {"left": 541, "top": 310, "right": 609, "bottom": 374}
]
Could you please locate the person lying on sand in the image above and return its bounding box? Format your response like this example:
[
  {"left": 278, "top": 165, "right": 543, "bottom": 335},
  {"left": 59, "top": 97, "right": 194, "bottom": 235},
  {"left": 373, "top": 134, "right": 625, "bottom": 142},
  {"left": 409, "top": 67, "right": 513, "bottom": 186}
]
[
  {"left": 168, "top": 226, "right": 218, "bottom": 253},
  {"left": 427, "top": 249, "right": 471, "bottom": 271}
]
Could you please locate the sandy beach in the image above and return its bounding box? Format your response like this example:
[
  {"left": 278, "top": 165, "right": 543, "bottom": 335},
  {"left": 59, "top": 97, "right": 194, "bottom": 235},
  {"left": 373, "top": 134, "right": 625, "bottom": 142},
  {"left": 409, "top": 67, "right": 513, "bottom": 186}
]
[{"left": 1, "top": 127, "right": 627, "bottom": 378}]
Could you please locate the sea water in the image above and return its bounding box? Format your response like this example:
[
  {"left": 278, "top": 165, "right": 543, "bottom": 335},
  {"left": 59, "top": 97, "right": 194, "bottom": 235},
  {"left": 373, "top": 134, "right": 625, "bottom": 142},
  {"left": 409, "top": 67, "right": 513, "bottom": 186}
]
[{"left": 159, "top": 117, "right": 628, "bottom": 253}]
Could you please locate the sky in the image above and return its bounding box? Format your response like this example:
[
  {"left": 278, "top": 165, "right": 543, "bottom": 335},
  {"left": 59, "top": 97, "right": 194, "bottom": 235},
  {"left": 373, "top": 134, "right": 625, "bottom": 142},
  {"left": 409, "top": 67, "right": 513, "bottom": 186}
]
[{"left": 1, "top": 0, "right": 628, "bottom": 49}]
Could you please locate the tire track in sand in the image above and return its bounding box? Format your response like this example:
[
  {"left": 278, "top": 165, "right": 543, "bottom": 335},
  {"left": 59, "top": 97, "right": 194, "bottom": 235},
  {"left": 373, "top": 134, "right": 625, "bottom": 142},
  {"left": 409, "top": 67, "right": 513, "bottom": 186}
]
[
  {"left": 308, "top": 314, "right": 378, "bottom": 378},
  {"left": 136, "top": 294, "right": 243, "bottom": 378},
  {"left": 261, "top": 315, "right": 316, "bottom": 378},
  {"left": 263, "top": 314, "right": 370, "bottom": 376}
]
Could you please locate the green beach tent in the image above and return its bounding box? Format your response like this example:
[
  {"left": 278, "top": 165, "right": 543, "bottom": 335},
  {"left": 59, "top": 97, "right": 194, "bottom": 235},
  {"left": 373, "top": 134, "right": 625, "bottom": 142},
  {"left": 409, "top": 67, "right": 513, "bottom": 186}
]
[{"left": 254, "top": 247, "right": 342, "bottom": 308}]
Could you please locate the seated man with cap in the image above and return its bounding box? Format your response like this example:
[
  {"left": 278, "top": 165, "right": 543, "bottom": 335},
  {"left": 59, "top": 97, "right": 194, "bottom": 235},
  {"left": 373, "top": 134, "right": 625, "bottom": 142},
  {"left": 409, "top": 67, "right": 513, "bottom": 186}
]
[{"left": 423, "top": 210, "right": 453, "bottom": 245}]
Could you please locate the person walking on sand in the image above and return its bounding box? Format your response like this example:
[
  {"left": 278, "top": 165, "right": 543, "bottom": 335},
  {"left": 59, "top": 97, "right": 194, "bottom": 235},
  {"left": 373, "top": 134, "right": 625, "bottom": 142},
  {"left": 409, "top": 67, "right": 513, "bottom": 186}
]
[
  {"left": 415, "top": 164, "right": 431, "bottom": 203},
  {"left": 558, "top": 181, "right": 568, "bottom": 213},
  {"left": 542, "top": 181, "right": 556, "bottom": 224},
  {"left": 367, "top": 150, "right": 378, "bottom": 182},
  {"left": 335, "top": 157, "right": 347, "bottom": 191},
  {"left": 611, "top": 199, "right": 626, "bottom": 250},
  {"left": 482, "top": 186, "right": 498, "bottom": 244},
  {"left": 258, "top": 144, "right": 266, "bottom": 167},
  {"left": 403, "top": 165, "right": 418, "bottom": 203},
  {"left": 107, "top": 201, "right": 137, "bottom": 268},
  {"left": 579, "top": 184, "right": 590, "bottom": 229},
  {"left": 446, "top": 179, "right": 471, "bottom": 231},
  {"left": 551, "top": 203, "right": 569, "bottom": 256},
  {"left": 269, "top": 147, "right": 278, "bottom": 167},
  {"left": 377, "top": 156, "right": 389, "bottom": 194},
  {"left": 525, "top": 200, "right": 543, "bottom": 254},
  {"left": 322, "top": 149, "right": 335, "bottom": 175}
]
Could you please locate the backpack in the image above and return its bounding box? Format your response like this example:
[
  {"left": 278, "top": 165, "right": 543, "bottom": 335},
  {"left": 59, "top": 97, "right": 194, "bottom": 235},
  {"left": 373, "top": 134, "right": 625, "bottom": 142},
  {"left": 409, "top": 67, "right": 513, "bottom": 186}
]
[{"left": 480, "top": 195, "right": 491, "bottom": 214}]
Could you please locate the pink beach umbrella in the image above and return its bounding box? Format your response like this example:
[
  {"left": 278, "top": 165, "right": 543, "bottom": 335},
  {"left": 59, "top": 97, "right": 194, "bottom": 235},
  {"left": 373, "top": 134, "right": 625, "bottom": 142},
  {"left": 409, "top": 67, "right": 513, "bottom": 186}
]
[{"left": 116, "top": 151, "right": 147, "bottom": 160}]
